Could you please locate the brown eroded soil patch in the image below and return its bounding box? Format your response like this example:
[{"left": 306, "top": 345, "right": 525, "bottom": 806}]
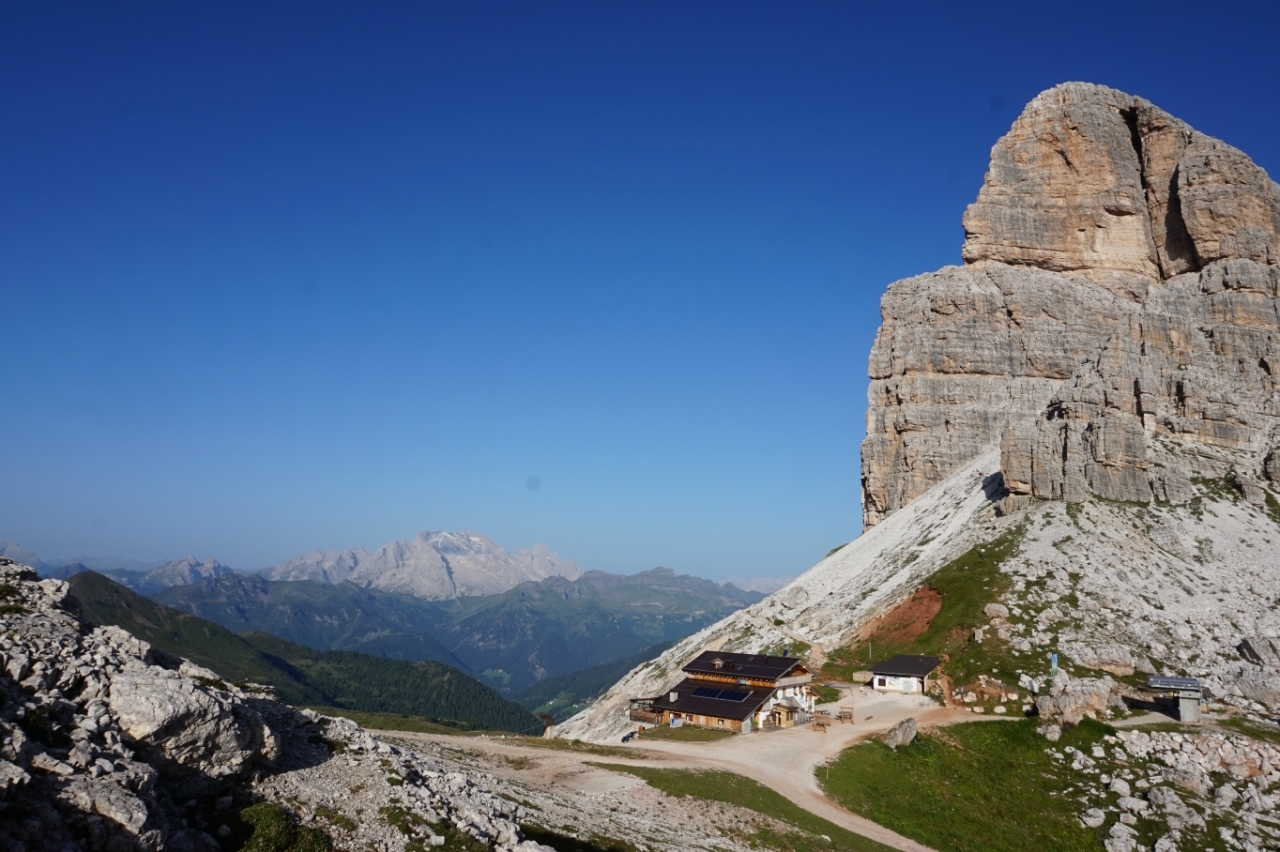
[
  {"left": 820, "top": 585, "right": 944, "bottom": 681},
  {"left": 861, "top": 586, "right": 943, "bottom": 650}
]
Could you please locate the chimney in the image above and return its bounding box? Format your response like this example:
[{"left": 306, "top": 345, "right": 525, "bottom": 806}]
[{"left": 669, "top": 691, "right": 678, "bottom": 702}]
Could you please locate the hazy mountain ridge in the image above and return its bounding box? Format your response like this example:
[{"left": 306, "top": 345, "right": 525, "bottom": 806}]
[
  {"left": 154, "top": 566, "right": 763, "bottom": 694},
  {"left": 261, "top": 530, "right": 583, "bottom": 600},
  {"left": 151, "top": 573, "right": 465, "bottom": 668},
  {"left": 12, "top": 529, "right": 585, "bottom": 602}
]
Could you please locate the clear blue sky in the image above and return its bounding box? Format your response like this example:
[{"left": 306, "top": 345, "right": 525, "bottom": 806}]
[{"left": 4, "top": 1, "right": 1278, "bottom": 577}]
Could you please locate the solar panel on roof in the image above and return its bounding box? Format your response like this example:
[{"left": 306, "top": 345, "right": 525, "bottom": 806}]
[
  {"left": 691, "top": 687, "right": 751, "bottom": 702},
  {"left": 1147, "top": 676, "right": 1201, "bottom": 690}
]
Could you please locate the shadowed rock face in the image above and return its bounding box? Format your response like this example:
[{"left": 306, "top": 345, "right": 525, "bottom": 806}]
[{"left": 862, "top": 82, "right": 1280, "bottom": 527}]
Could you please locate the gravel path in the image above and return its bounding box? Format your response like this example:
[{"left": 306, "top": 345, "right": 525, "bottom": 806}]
[{"left": 384, "top": 691, "right": 1013, "bottom": 852}]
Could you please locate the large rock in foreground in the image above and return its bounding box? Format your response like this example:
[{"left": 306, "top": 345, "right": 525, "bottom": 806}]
[{"left": 0, "top": 559, "right": 556, "bottom": 852}]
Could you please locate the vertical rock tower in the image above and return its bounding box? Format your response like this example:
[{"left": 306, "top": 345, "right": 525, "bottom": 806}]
[{"left": 862, "top": 82, "right": 1280, "bottom": 528}]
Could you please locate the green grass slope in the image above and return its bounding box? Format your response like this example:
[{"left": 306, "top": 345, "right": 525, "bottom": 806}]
[
  {"left": 69, "top": 572, "right": 540, "bottom": 733},
  {"left": 821, "top": 718, "right": 1116, "bottom": 852},
  {"left": 243, "top": 632, "right": 542, "bottom": 733},
  {"left": 591, "top": 764, "right": 894, "bottom": 852}
]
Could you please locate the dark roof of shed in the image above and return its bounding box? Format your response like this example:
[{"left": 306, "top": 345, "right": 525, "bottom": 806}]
[
  {"left": 869, "top": 654, "right": 939, "bottom": 677},
  {"left": 649, "top": 678, "right": 774, "bottom": 721},
  {"left": 1144, "top": 676, "right": 1201, "bottom": 691},
  {"left": 681, "top": 651, "right": 807, "bottom": 680}
]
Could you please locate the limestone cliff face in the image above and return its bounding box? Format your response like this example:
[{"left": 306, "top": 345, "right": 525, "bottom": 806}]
[{"left": 863, "top": 82, "right": 1280, "bottom": 526}]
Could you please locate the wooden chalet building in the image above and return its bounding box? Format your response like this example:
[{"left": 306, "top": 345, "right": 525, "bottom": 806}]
[{"left": 630, "top": 651, "right": 816, "bottom": 734}]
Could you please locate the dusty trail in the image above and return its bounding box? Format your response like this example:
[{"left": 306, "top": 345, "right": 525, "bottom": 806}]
[{"left": 382, "top": 691, "right": 1011, "bottom": 852}]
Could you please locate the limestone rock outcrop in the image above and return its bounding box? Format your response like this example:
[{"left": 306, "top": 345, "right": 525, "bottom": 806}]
[
  {"left": 880, "top": 717, "right": 918, "bottom": 749},
  {"left": 863, "top": 82, "right": 1280, "bottom": 526},
  {"left": 0, "top": 558, "right": 559, "bottom": 852},
  {"left": 1034, "top": 674, "right": 1116, "bottom": 726}
]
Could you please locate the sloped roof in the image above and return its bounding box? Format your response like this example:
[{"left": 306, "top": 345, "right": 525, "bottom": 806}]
[
  {"left": 869, "top": 654, "right": 939, "bottom": 678},
  {"left": 649, "top": 678, "right": 774, "bottom": 721},
  {"left": 682, "top": 651, "right": 808, "bottom": 681}
]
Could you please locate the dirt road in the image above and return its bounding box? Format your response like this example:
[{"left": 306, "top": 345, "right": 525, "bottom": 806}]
[{"left": 382, "top": 690, "right": 1009, "bottom": 852}]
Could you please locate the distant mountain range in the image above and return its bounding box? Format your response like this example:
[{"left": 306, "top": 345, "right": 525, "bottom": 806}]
[
  {"left": 9, "top": 532, "right": 765, "bottom": 700},
  {"left": 153, "top": 567, "right": 763, "bottom": 694},
  {"left": 67, "top": 571, "right": 540, "bottom": 733},
  {"left": 37, "top": 555, "right": 234, "bottom": 595},
  {"left": 10, "top": 530, "right": 583, "bottom": 601},
  {"left": 261, "top": 531, "right": 582, "bottom": 599}
]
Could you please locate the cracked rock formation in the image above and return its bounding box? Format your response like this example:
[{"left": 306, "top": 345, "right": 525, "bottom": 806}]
[
  {"left": 862, "top": 82, "right": 1280, "bottom": 527},
  {"left": 0, "top": 558, "right": 557, "bottom": 852}
]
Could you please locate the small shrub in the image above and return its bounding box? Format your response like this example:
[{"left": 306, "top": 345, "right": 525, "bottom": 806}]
[
  {"left": 240, "top": 802, "right": 331, "bottom": 852},
  {"left": 19, "top": 705, "right": 68, "bottom": 748},
  {"left": 313, "top": 805, "right": 356, "bottom": 832},
  {"left": 195, "top": 676, "right": 228, "bottom": 691},
  {"left": 306, "top": 733, "right": 346, "bottom": 754}
]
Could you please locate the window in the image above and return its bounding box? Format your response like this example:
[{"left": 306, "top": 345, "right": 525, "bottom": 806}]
[{"left": 717, "top": 719, "right": 724, "bottom": 726}]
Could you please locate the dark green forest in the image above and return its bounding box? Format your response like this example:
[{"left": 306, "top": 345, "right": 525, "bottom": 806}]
[{"left": 68, "top": 572, "right": 539, "bottom": 733}]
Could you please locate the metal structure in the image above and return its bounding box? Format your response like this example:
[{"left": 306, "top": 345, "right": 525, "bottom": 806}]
[{"left": 1141, "top": 676, "right": 1203, "bottom": 723}]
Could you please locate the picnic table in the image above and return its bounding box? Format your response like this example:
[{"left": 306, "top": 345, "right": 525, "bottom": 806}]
[{"left": 837, "top": 706, "right": 855, "bottom": 723}]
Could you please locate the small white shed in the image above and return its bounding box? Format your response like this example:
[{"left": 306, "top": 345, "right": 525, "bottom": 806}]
[{"left": 869, "top": 654, "right": 939, "bottom": 694}]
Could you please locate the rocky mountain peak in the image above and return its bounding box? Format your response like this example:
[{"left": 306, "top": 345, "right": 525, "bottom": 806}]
[
  {"left": 963, "top": 81, "right": 1279, "bottom": 282},
  {"left": 142, "top": 556, "right": 235, "bottom": 589},
  {"left": 862, "top": 82, "right": 1280, "bottom": 527},
  {"left": 262, "top": 530, "right": 583, "bottom": 600},
  {"left": 566, "top": 83, "right": 1280, "bottom": 728}
]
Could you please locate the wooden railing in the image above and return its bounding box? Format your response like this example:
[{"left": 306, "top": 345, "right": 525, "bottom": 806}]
[
  {"left": 629, "top": 709, "right": 662, "bottom": 724},
  {"left": 775, "top": 674, "right": 814, "bottom": 687}
]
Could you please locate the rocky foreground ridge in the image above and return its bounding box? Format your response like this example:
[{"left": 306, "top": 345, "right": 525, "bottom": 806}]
[
  {"left": 0, "top": 558, "right": 560, "bottom": 852},
  {"left": 862, "top": 82, "right": 1280, "bottom": 527}
]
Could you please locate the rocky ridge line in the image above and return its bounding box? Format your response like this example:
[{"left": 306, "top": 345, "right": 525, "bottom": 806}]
[{"left": 0, "top": 558, "right": 558, "bottom": 852}]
